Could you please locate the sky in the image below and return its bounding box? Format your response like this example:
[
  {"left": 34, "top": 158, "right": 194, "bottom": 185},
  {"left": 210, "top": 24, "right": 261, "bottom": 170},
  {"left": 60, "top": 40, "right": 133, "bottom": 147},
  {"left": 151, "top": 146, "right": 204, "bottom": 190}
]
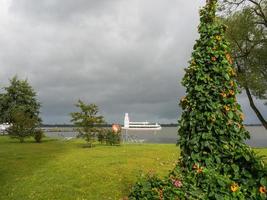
[{"left": 0, "top": 0, "right": 266, "bottom": 124}]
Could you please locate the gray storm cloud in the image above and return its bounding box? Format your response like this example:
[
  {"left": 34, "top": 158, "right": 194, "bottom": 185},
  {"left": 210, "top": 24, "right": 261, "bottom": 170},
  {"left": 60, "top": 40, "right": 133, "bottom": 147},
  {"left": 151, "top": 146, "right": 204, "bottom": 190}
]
[{"left": 0, "top": 0, "right": 266, "bottom": 124}]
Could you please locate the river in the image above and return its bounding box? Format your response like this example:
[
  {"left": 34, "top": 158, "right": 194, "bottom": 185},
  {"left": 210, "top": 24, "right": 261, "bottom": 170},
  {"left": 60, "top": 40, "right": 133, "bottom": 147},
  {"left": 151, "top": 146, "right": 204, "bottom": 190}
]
[{"left": 45, "top": 126, "right": 267, "bottom": 147}]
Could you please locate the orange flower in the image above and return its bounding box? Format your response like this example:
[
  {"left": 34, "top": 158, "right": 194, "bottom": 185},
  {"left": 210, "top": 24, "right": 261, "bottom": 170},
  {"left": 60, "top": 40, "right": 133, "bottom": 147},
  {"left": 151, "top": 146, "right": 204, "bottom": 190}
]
[
  {"left": 231, "top": 183, "right": 239, "bottom": 192},
  {"left": 192, "top": 164, "right": 198, "bottom": 169},
  {"left": 220, "top": 92, "right": 227, "bottom": 98},
  {"left": 237, "top": 123, "right": 242, "bottom": 129},
  {"left": 215, "top": 35, "right": 222, "bottom": 41},
  {"left": 229, "top": 90, "right": 235, "bottom": 96},
  {"left": 230, "top": 81, "right": 235, "bottom": 87},
  {"left": 193, "top": 164, "right": 203, "bottom": 173},
  {"left": 226, "top": 53, "right": 233, "bottom": 64},
  {"left": 197, "top": 167, "right": 203, "bottom": 174},
  {"left": 211, "top": 57, "right": 216, "bottom": 62},
  {"left": 224, "top": 105, "right": 230, "bottom": 111},
  {"left": 259, "top": 186, "right": 267, "bottom": 194}
]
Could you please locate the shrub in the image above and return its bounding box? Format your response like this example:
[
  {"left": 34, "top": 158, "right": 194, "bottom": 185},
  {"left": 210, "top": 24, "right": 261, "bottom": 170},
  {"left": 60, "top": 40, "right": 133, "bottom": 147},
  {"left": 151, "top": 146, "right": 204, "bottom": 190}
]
[
  {"left": 34, "top": 129, "right": 44, "bottom": 143},
  {"left": 97, "top": 129, "right": 106, "bottom": 144},
  {"left": 106, "top": 129, "right": 121, "bottom": 146}
]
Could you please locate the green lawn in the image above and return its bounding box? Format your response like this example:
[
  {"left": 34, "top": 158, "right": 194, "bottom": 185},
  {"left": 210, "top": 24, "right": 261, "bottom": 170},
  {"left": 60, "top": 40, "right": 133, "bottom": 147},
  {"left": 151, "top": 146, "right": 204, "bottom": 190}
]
[{"left": 0, "top": 136, "right": 266, "bottom": 200}]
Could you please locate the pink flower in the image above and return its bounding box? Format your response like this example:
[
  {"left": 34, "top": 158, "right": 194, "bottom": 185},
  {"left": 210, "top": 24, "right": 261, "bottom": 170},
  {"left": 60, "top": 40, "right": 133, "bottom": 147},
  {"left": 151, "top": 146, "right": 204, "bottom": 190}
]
[{"left": 172, "top": 179, "right": 182, "bottom": 188}]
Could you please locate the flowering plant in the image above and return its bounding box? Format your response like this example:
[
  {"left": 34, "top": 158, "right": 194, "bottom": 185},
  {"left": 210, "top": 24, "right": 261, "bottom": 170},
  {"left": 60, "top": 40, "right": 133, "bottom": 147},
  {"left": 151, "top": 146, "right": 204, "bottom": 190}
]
[{"left": 129, "top": 0, "right": 267, "bottom": 199}]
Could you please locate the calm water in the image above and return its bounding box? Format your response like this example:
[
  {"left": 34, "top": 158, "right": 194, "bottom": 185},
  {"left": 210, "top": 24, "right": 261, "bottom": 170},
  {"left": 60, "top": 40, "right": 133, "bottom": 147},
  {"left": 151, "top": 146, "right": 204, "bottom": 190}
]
[{"left": 45, "top": 126, "right": 267, "bottom": 147}]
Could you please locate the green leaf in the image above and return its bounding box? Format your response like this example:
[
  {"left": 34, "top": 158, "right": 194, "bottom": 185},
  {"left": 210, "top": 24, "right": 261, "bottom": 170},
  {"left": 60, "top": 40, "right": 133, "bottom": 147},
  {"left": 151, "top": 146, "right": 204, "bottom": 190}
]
[
  {"left": 243, "top": 154, "right": 250, "bottom": 161},
  {"left": 224, "top": 73, "right": 230, "bottom": 80},
  {"left": 228, "top": 111, "right": 234, "bottom": 119},
  {"left": 260, "top": 177, "right": 267, "bottom": 186},
  {"left": 231, "top": 164, "right": 239, "bottom": 173}
]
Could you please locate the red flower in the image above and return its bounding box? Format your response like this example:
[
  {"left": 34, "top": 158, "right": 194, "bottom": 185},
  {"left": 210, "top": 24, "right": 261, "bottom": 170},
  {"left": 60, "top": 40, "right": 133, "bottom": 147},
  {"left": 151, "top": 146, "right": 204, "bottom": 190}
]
[{"left": 172, "top": 179, "right": 183, "bottom": 188}]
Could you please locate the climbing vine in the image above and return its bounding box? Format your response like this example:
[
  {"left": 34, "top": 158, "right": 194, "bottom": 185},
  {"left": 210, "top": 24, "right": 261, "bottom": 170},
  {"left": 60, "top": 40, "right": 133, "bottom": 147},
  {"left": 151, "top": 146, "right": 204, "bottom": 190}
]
[{"left": 129, "top": 0, "right": 267, "bottom": 199}]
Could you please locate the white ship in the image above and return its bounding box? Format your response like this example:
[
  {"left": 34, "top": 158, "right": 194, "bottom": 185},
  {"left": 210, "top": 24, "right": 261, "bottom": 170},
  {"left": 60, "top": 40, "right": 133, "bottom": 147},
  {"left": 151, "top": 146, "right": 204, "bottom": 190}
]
[{"left": 122, "top": 113, "right": 162, "bottom": 131}]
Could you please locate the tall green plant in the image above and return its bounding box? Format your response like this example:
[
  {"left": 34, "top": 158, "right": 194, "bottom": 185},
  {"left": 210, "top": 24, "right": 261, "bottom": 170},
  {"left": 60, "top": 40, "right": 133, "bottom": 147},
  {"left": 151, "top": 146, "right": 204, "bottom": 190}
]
[
  {"left": 179, "top": 0, "right": 248, "bottom": 172},
  {"left": 177, "top": 1, "right": 267, "bottom": 198},
  {"left": 129, "top": 0, "right": 267, "bottom": 199}
]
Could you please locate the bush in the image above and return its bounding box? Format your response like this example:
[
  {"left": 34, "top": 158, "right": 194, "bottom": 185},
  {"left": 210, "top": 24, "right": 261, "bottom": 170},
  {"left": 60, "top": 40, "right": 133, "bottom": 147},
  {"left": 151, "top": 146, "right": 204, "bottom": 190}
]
[
  {"left": 97, "top": 129, "right": 106, "bottom": 144},
  {"left": 129, "top": 164, "right": 267, "bottom": 199},
  {"left": 34, "top": 129, "right": 44, "bottom": 143},
  {"left": 106, "top": 129, "right": 121, "bottom": 146}
]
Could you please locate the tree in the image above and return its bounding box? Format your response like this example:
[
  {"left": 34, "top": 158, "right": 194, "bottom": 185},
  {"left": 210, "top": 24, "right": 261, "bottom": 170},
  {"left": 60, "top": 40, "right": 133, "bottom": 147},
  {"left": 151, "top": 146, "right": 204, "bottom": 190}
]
[
  {"left": 0, "top": 76, "right": 42, "bottom": 142},
  {"left": 220, "top": 0, "right": 267, "bottom": 128},
  {"left": 221, "top": 0, "right": 267, "bottom": 27},
  {"left": 129, "top": 1, "right": 267, "bottom": 199},
  {"left": 70, "top": 100, "right": 105, "bottom": 147},
  {"left": 0, "top": 76, "right": 41, "bottom": 124}
]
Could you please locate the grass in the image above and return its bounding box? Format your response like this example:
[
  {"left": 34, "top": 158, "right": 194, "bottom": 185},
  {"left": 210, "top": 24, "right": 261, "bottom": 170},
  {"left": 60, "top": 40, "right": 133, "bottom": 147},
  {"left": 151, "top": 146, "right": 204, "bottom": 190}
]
[
  {"left": 0, "top": 136, "right": 266, "bottom": 200},
  {"left": 0, "top": 136, "right": 178, "bottom": 200}
]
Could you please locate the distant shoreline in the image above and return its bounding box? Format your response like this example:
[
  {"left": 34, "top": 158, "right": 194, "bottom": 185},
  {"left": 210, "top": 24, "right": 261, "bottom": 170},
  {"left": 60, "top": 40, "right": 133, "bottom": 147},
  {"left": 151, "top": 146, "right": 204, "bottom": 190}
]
[{"left": 41, "top": 124, "right": 264, "bottom": 128}]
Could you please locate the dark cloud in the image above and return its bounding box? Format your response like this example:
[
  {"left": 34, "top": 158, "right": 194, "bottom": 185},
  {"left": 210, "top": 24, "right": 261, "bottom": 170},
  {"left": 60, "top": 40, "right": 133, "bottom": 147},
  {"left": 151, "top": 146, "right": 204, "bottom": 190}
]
[
  {"left": 8, "top": 0, "right": 122, "bottom": 22},
  {"left": 0, "top": 0, "right": 266, "bottom": 124}
]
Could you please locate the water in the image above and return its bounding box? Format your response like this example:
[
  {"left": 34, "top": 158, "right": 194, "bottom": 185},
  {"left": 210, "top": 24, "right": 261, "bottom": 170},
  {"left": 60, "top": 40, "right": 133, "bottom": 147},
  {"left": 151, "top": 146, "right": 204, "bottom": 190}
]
[{"left": 44, "top": 126, "right": 267, "bottom": 147}]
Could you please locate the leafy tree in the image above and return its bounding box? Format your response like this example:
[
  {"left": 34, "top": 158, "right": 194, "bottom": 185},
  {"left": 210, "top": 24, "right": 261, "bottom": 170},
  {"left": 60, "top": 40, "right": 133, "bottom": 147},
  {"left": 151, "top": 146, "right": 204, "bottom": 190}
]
[
  {"left": 129, "top": 0, "right": 267, "bottom": 199},
  {"left": 221, "top": 0, "right": 267, "bottom": 26},
  {"left": 220, "top": 0, "right": 267, "bottom": 128},
  {"left": 0, "top": 76, "right": 42, "bottom": 142},
  {"left": 0, "top": 76, "right": 41, "bottom": 124},
  {"left": 70, "top": 100, "right": 105, "bottom": 147},
  {"left": 7, "top": 109, "right": 39, "bottom": 142}
]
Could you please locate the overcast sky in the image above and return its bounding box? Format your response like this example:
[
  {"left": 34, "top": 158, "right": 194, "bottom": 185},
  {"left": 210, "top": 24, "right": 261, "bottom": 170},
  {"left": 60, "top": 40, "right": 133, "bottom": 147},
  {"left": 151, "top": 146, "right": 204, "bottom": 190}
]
[{"left": 0, "top": 0, "right": 266, "bottom": 124}]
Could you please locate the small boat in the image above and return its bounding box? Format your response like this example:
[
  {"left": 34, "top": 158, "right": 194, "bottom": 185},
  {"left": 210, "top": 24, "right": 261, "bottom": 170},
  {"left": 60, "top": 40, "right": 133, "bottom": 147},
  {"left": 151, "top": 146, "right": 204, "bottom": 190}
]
[{"left": 122, "top": 113, "right": 162, "bottom": 131}]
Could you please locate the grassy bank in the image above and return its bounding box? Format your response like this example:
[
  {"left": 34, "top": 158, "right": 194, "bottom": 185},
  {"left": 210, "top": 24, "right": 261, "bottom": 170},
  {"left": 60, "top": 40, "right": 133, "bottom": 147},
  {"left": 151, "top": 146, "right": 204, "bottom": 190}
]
[{"left": 0, "top": 136, "right": 266, "bottom": 200}]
